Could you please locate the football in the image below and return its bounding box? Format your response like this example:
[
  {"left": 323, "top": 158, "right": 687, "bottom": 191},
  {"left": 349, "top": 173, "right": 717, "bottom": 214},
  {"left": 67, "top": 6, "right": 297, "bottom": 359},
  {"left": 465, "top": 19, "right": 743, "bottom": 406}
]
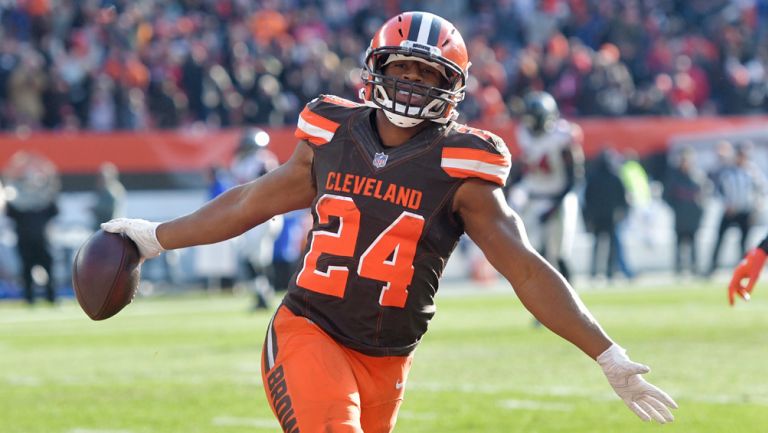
[{"left": 72, "top": 230, "right": 141, "bottom": 320}]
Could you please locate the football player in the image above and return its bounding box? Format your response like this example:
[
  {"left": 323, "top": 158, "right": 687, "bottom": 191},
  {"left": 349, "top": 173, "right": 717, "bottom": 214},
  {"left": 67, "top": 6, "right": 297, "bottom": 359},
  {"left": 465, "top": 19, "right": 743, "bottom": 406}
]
[
  {"left": 103, "top": 12, "right": 676, "bottom": 432},
  {"left": 728, "top": 235, "right": 768, "bottom": 305},
  {"left": 512, "top": 91, "right": 583, "bottom": 282}
]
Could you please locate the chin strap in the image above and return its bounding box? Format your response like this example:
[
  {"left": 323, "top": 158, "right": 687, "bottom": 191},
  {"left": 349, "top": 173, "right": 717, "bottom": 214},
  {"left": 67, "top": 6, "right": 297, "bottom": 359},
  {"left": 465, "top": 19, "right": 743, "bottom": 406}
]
[{"left": 383, "top": 110, "right": 425, "bottom": 127}]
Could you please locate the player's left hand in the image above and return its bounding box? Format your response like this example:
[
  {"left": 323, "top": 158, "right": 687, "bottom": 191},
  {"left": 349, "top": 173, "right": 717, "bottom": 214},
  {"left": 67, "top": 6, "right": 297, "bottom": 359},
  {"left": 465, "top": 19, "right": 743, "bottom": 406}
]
[
  {"left": 728, "top": 247, "right": 767, "bottom": 305},
  {"left": 597, "top": 344, "right": 678, "bottom": 424}
]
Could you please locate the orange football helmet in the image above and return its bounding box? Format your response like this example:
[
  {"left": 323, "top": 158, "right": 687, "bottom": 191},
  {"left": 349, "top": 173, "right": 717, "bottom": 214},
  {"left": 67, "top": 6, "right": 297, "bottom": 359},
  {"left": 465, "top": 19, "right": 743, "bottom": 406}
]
[{"left": 360, "top": 11, "right": 470, "bottom": 127}]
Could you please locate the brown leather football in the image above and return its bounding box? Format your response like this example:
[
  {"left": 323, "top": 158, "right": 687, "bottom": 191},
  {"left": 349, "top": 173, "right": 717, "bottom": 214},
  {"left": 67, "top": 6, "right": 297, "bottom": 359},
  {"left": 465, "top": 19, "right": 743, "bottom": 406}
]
[{"left": 72, "top": 230, "right": 141, "bottom": 320}]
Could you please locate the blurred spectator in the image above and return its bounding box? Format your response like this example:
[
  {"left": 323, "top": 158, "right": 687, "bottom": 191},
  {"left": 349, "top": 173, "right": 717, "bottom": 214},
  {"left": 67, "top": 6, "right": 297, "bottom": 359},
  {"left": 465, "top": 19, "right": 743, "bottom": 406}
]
[
  {"left": 90, "top": 162, "right": 125, "bottom": 231},
  {"left": 206, "top": 164, "right": 233, "bottom": 199},
  {"left": 619, "top": 149, "right": 653, "bottom": 277},
  {"left": 663, "top": 147, "right": 707, "bottom": 276},
  {"left": 3, "top": 151, "right": 60, "bottom": 305},
  {"left": 707, "top": 140, "right": 768, "bottom": 276},
  {"left": 271, "top": 209, "right": 310, "bottom": 293},
  {"left": 0, "top": 177, "right": 13, "bottom": 289},
  {"left": 583, "top": 149, "right": 629, "bottom": 281},
  {"left": 190, "top": 162, "right": 233, "bottom": 289},
  {"left": 578, "top": 43, "right": 635, "bottom": 117},
  {"left": 230, "top": 127, "right": 281, "bottom": 310},
  {"left": 7, "top": 48, "right": 47, "bottom": 129},
  {"left": 194, "top": 163, "right": 236, "bottom": 291},
  {"left": 241, "top": 213, "right": 282, "bottom": 310}
]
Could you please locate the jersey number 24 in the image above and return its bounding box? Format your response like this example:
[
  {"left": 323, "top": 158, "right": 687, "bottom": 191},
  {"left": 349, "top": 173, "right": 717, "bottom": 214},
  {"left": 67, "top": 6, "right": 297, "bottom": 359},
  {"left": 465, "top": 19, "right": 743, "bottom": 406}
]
[{"left": 296, "top": 194, "right": 425, "bottom": 308}]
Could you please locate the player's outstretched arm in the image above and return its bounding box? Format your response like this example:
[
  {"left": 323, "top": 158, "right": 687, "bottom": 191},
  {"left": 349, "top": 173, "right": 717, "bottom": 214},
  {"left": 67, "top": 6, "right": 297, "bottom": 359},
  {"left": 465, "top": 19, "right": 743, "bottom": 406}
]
[
  {"left": 455, "top": 179, "right": 609, "bottom": 356},
  {"left": 454, "top": 179, "right": 677, "bottom": 423},
  {"left": 103, "top": 141, "right": 316, "bottom": 258}
]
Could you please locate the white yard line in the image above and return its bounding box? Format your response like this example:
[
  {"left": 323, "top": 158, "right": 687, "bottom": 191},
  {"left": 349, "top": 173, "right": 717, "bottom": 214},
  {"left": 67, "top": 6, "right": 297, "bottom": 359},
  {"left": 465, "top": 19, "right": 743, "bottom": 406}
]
[
  {"left": 68, "top": 429, "right": 133, "bottom": 433},
  {"left": 498, "top": 399, "right": 574, "bottom": 411},
  {"left": 5, "top": 374, "right": 42, "bottom": 386},
  {"left": 410, "top": 381, "right": 768, "bottom": 406},
  {"left": 234, "top": 362, "right": 262, "bottom": 373}
]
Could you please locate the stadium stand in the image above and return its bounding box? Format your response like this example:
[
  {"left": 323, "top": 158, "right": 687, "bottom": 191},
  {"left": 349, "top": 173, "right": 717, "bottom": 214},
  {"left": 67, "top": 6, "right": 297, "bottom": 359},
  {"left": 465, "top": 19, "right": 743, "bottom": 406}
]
[{"left": 1, "top": 0, "right": 767, "bottom": 133}]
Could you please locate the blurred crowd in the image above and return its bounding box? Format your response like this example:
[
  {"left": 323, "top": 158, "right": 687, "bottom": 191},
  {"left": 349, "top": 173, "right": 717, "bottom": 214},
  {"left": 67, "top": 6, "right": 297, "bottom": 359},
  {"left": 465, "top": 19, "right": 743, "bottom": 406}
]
[
  {"left": 1, "top": 0, "right": 768, "bottom": 133},
  {"left": 0, "top": 150, "right": 130, "bottom": 304},
  {"left": 581, "top": 140, "right": 768, "bottom": 282}
]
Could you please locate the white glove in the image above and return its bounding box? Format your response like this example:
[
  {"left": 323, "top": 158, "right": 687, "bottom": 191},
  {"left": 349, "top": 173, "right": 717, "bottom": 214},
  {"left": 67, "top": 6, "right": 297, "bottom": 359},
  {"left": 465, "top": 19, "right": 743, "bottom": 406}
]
[
  {"left": 597, "top": 344, "right": 678, "bottom": 423},
  {"left": 101, "top": 218, "right": 165, "bottom": 260}
]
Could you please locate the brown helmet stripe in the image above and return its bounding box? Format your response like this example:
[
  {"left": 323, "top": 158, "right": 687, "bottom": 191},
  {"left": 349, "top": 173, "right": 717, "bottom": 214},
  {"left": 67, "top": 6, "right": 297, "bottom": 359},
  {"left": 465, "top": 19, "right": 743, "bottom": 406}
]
[
  {"left": 406, "top": 12, "right": 423, "bottom": 41},
  {"left": 406, "top": 13, "right": 444, "bottom": 47},
  {"left": 426, "top": 16, "right": 442, "bottom": 46}
]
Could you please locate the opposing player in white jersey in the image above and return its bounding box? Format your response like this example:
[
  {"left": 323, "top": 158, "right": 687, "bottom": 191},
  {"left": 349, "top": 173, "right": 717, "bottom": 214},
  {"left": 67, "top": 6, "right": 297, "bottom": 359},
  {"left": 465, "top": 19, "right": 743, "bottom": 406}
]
[{"left": 513, "top": 91, "right": 583, "bottom": 281}]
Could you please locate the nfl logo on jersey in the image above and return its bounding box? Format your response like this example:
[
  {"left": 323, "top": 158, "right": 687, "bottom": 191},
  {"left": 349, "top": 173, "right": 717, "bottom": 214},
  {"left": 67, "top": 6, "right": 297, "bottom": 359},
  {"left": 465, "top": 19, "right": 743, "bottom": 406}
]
[{"left": 373, "top": 152, "right": 388, "bottom": 168}]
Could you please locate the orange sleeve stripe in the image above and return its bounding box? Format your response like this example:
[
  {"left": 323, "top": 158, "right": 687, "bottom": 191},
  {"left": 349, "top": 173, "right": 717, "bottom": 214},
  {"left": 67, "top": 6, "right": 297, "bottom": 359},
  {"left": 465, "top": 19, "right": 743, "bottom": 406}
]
[
  {"left": 294, "top": 107, "right": 341, "bottom": 146},
  {"left": 295, "top": 129, "right": 328, "bottom": 146},
  {"left": 442, "top": 167, "right": 507, "bottom": 186},
  {"left": 321, "top": 95, "right": 360, "bottom": 108},
  {"left": 300, "top": 106, "right": 340, "bottom": 133},
  {"left": 442, "top": 147, "right": 510, "bottom": 167}
]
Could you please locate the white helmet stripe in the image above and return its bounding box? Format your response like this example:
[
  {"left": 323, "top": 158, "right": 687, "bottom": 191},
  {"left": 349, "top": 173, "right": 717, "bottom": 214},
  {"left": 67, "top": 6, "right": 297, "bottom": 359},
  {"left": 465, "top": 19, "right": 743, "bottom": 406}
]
[{"left": 416, "top": 13, "right": 434, "bottom": 44}]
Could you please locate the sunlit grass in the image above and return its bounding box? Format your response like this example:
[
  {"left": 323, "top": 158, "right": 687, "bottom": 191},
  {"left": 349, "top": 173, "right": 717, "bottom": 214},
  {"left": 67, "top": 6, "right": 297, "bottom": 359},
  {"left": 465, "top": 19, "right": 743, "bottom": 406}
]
[{"left": 1, "top": 279, "right": 766, "bottom": 433}]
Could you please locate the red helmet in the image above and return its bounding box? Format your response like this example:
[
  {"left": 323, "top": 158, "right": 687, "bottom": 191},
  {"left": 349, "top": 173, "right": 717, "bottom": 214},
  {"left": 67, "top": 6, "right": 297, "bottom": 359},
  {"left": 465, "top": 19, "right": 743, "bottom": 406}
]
[{"left": 360, "top": 12, "right": 470, "bottom": 127}]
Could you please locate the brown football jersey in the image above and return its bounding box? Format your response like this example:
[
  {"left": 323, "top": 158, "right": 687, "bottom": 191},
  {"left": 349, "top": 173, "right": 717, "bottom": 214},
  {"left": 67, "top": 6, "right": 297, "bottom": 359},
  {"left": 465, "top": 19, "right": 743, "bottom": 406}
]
[{"left": 282, "top": 95, "right": 511, "bottom": 356}]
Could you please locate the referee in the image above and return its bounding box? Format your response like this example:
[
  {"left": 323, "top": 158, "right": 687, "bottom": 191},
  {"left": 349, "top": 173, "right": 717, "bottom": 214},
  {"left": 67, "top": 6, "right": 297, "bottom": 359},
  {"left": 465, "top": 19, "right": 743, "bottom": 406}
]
[{"left": 708, "top": 141, "right": 767, "bottom": 276}]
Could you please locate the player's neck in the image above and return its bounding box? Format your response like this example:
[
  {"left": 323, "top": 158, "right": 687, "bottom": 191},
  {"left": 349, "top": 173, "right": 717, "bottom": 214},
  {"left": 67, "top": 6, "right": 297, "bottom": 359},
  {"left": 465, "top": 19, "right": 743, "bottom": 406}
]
[{"left": 374, "top": 110, "right": 432, "bottom": 148}]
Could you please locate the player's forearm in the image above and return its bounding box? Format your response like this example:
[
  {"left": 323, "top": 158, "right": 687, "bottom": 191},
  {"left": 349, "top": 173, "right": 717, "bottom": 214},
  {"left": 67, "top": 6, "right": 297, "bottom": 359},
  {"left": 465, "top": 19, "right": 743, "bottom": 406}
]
[
  {"left": 157, "top": 143, "right": 315, "bottom": 250},
  {"left": 475, "top": 217, "right": 612, "bottom": 359},
  {"left": 457, "top": 182, "right": 612, "bottom": 358},
  {"left": 156, "top": 184, "right": 262, "bottom": 249},
  {"left": 510, "top": 257, "right": 612, "bottom": 359}
]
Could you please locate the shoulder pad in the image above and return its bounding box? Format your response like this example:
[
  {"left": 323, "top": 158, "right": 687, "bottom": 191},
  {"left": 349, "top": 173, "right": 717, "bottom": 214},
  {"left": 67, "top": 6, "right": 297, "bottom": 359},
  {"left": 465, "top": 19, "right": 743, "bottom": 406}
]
[
  {"left": 295, "top": 95, "right": 363, "bottom": 146},
  {"left": 554, "top": 119, "right": 582, "bottom": 141},
  {"left": 544, "top": 120, "right": 582, "bottom": 149},
  {"left": 441, "top": 123, "right": 511, "bottom": 186}
]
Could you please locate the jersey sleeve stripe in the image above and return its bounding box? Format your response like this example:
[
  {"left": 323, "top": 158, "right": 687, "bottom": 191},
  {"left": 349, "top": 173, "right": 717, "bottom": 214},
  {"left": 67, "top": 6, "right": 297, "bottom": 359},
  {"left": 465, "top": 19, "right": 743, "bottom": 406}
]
[
  {"left": 321, "top": 95, "right": 360, "bottom": 108},
  {"left": 441, "top": 147, "right": 510, "bottom": 167},
  {"left": 442, "top": 166, "right": 508, "bottom": 186},
  {"left": 441, "top": 159, "right": 510, "bottom": 186},
  {"left": 295, "top": 107, "right": 340, "bottom": 145}
]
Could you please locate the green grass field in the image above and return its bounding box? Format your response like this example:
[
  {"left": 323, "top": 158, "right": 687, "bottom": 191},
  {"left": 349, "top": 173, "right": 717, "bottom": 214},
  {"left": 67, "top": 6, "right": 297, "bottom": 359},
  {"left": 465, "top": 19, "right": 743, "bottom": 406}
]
[{"left": 2, "top": 279, "right": 767, "bottom": 433}]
